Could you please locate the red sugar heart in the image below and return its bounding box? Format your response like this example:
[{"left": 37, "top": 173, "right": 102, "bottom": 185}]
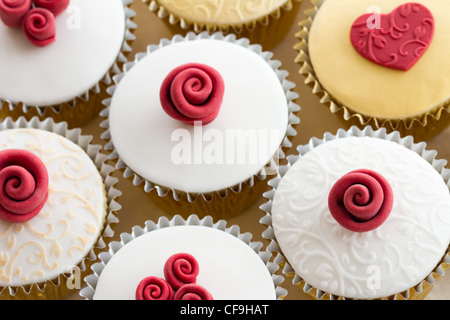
[{"left": 350, "top": 3, "right": 434, "bottom": 71}]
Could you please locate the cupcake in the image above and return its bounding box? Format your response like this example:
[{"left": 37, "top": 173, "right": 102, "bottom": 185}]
[
  {"left": 144, "top": 0, "right": 302, "bottom": 48},
  {"left": 80, "top": 214, "right": 286, "bottom": 300},
  {"left": 260, "top": 126, "right": 450, "bottom": 300},
  {"left": 0, "top": 0, "right": 136, "bottom": 128},
  {"left": 0, "top": 117, "right": 121, "bottom": 300},
  {"left": 101, "top": 31, "right": 300, "bottom": 219},
  {"left": 295, "top": 0, "right": 450, "bottom": 141}
]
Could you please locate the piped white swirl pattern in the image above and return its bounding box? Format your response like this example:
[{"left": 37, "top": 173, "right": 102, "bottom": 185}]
[
  {"left": 0, "top": 128, "right": 106, "bottom": 287},
  {"left": 271, "top": 136, "right": 450, "bottom": 299}
]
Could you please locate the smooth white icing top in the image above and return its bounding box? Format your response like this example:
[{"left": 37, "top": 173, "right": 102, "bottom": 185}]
[
  {"left": 0, "top": 128, "right": 106, "bottom": 287},
  {"left": 309, "top": 0, "right": 450, "bottom": 118},
  {"left": 109, "top": 38, "right": 289, "bottom": 193},
  {"left": 271, "top": 137, "right": 450, "bottom": 299},
  {"left": 92, "top": 225, "right": 277, "bottom": 300},
  {"left": 0, "top": 0, "right": 126, "bottom": 106},
  {"left": 155, "top": 0, "right": 289, "bottom": 25}
]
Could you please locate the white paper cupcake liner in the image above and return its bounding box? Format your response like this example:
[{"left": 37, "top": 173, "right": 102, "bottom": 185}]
[
  {"left": 0, "top": 116, "right": 122, "bottom": 300},
  {"left": 0, "top": 0, "right": 137, "bottom": 124},
  {"left": 259, "top": 125, "right": 450, "bottom": 300},
  {"left": 80, "top": 213, "right": 287, "bottom": 300},
  {"left": 100, "top": 31, "right": 300, "bottom": 205}
]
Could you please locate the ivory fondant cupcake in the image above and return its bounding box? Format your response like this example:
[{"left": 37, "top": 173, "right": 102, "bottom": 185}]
[
  {"left": 80, "top": 215, "right": 286, "bottom": 300},
  {"left": 101, "top": 32, "right": 300, "bottom": 219},
  {"left": 260, "top": 126, "right": 450, "bottom": 300},
  {"left": 145, "top": 0, "right": 302, "bottom": 48},
  {"left": 0, "top": 0, "right": 136, "bottom": 127},
  {"left": 0, "top": 117, "right": 121, "bottom": 300},
  {"left": 295, "top": 0, "right": 450, "bottom": 140}
]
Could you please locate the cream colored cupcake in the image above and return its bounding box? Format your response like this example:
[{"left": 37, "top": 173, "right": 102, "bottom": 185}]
[
  {"left": 144, "top": 0, "right": 302, "bottom": 48},
  {"left": 0, "top": 117, "right": 121, "bottom": 300},
  {"left": 295, "top": 0, "right": 450, "bottom": 141}
]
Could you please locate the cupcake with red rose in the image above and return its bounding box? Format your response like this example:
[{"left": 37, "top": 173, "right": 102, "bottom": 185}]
[
  {"left": 100, "top": 31, "right": 300, "bottom": 219},
  {"left": 81, "top": 214, "right": 286, "bottom": 300},
  {"left": 295, "top": 0, "right": 450, "bottom": 141},
  {"left": 0, "top": 0, "right": 136, "bottom": 127},
  {"left": 0, "top": 117, "right": 121, "bottom": 300},
  {"left": 260, "top": 125, "right": 450, "bottom": 300}
]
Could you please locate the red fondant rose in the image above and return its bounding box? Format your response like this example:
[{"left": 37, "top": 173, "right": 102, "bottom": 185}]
[
  {"left": 328, "top": 169, "right": 393, "bottom": 233},
  {"left": 164, "top": 253, "right": 199, "bottom": 290},
  {"left": 22, "top": 7, "right": 55, "bottom": 47},
  {"left": 174, "top": 284, "right": 213, "bottom": 300},
  {"left": 0, "top": 149, "right": 49, "bottom": 223},
  {"left": 135, "top": 276, "right": 174, "bottom": 300},
  {"left": 33, "top": 0, "right": 69, "bottom": 16},
  {"left": 0, "top": 0, "right": 32, "bottom": 28},
  {"left": 160, "top": 63, "right": 225, "bottom": 126}
]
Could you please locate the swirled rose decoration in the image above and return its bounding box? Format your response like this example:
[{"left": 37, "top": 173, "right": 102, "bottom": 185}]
[
  {"left": 135, "top": 276, "right": 174, "bottom": 300},
  {"left": 164, "top": 252, "right": 199, "bottom": 290},
  {"left": 0, "top": 0, "right": 69, "bottom": 46},
  {"left": 135, "top": 253, "right": 214, "bottom": 301},
  {"left": 33, "top": 0, "right": 69, "bottom": 16},
  {"left": 174, "top": 284, "right": 213, "bottom": 300},
  {"left": 22, "top": 7, "right": 55, "bottom": 47},
  {"left": 328, "top": 169, "right": 393, "bottom": 233},
  {"left": 0, "top": 0, "right": 32, "bottom": 28},
  {"left": 0, "top": 149, "right": 49, "bottom": 223},
  {"left": 160, "top": 63, "right": 225, "bottom": 125}
]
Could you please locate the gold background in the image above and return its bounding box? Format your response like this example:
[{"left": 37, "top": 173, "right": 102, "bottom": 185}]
[{"left": 74, "top": 0, "right": 450, "bottom": 300}]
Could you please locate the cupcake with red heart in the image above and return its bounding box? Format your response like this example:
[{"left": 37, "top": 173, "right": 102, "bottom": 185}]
[
  {"left": 0, "top": 0, "right": 136, "bottom": 128},
  {"left": 295, "top": 0, "right": 450, "bottom": 141}
]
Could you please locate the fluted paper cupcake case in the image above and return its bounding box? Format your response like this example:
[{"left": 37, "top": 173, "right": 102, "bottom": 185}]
[
  {"left": 0, "top": 0, "right": 137, "bottom": 129},
  {"left": 294, "top": 0, "right": 450, "bottom": 141},
  {"left": 100, "top": 31, "right": 300, "bottom": 219},
  {"left": 80, "top": 214, "right": 287, "bottom": 300},
  {"left": 143, "top": 0, "right": 302, "bottom": 49},
  {"left": 259, "top": 125, "right": 450, "bottom": 300},
  {"left": 0, "top": 117, "right": 122, "bottom": 300}
]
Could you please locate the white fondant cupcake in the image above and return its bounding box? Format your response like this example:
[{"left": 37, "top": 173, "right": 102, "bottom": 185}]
[
  {"left": 101, "top": 31, "right": 300, "bottom": 219},
  {"left": 145, "top": 0, "right": 302, "bottom": 48},
  {"left": 0, "top": 0, "right": 136, "bottom": 128},
  {"left": 80, "top": 214, "right": 287, "bottom": 300},
  {"left": 295, "top": 0, "right": 450, "bottom": 141},
  {"left": 0, "top": 117, "right": 121, "bottom": 300},
  {"left": 260, "top": 126, "right": 450, "bottom": 300}
]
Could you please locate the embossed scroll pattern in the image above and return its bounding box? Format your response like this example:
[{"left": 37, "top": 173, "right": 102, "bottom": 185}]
[
  {"left": 0, "top": 128, "right": 105, "bottom": 287},
  {"left": 271, "top": 137, "right": 450, "bottom": 299}
]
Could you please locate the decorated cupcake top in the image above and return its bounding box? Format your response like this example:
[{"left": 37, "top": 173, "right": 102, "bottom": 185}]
[
  {"left": 270, "top": 134, "right": 450, "bottom": 299},
  {"left": 148, "top": 0, "right": 291, "bottom": 27},
  {"left": 91, "top": 225, "right": 278, "bottom": 300},
  {"left": 0, "top": 0, "right": 129, "bottom": 107},
  {"left": 0, "top": 128, "right": 106, "bottom": 287},
  {"left": 306, "top": 0, "right": 450, "bottom": 119}
]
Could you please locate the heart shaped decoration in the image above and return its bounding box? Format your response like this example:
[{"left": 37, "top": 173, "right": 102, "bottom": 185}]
[{"left": 350, "top": 3, "right": 434, "bottom": 71}]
